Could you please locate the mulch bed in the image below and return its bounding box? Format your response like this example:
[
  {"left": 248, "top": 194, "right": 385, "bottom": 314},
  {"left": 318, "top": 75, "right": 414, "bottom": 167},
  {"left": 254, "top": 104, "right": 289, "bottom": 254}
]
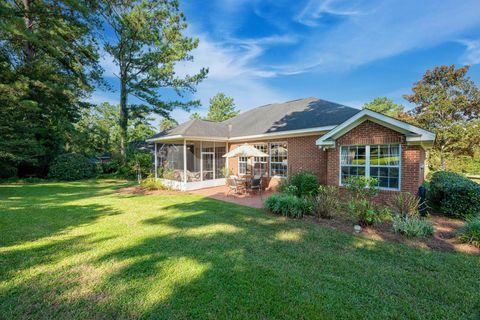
[
  {"left": 305, "top": 213, "right": 479, "bottom": 255},
  {"left": 115, "top": 186, "right": 187, "bottom": 196}
]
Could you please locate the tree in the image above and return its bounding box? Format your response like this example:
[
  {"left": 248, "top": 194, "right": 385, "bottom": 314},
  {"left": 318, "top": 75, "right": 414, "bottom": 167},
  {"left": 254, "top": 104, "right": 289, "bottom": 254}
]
[
  {"left": 0, "top": 0, "right": 102, "bottom": 176},
  {"left": 160, "top": 118, "right": 178, "bottom": 132},
  {"left": 362, "top": 97, "right": 405, "bottom": 117},
  {"left": 205, "top": 92, "right": 239, "bottom": 122},
  {"left": 67, "top": 103, "right": 155, "bottom": 157},
  {"left": 404, "top": 65, "right": 480, "bottom": 169},
  {"left": 102, "top": 0, "right": 208, "bottom": 161},
  {"left": 190, "top": 112, "right": 201, "bottom": 120}
]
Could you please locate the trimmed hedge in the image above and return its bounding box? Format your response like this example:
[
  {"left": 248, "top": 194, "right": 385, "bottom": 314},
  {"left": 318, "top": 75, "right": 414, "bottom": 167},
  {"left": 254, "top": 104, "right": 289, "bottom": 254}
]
[
  {"left": 429, "top": 171, "right": 480, "bottom": 219},
  {"left": 48, "top": 153, "right": 96, "bottom": 181},
  {"left": 457, "top": 216, "right": 480, "bottom": 247}
]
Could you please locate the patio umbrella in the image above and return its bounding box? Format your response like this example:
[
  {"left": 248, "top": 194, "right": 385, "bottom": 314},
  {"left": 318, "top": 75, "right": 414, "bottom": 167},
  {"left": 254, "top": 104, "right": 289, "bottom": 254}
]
[{"left": 222, "top": 144, "right": 269, "bottom": 158}]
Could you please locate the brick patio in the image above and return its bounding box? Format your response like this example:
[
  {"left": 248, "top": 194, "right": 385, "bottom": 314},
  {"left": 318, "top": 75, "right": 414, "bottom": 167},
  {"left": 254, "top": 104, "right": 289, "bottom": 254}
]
[{"left": 190, "top": 186, "right": 274, "bottom": 208}]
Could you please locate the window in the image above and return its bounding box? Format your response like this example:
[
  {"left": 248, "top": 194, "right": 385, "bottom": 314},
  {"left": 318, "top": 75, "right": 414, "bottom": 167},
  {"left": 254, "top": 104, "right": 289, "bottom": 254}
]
[
  {"left": 253, "top": 143, "right": 268, "bottom": 176},
  {"left": 369, "top": 144, "right": 400, "bottom": 189},
  {"left": 340, "top": 144, "right": 401, "bottom": 190},
  {"left": 238, "top": 156, "right": 248, "bottom": 175},
  {"left": 270, "top": 142, "right": 288, "bottom": 177}
]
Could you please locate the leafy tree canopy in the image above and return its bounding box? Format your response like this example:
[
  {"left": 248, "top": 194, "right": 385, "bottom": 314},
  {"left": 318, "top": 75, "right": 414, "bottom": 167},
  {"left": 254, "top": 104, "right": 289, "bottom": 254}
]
[
  {"left": 102, "top": 0, "right": 208, "bottom": 159},
  {"left": 205, "top": 92, "right": 239, "bottom": 122},
  {"left": 159, "top": 118, "right": 178, "bottom": 132},
  {"left": 404, "top": 65, "right": 480, "bottom": 168},
  {"left": 362, "top": 97, "right": 405, "bottom": 117}
]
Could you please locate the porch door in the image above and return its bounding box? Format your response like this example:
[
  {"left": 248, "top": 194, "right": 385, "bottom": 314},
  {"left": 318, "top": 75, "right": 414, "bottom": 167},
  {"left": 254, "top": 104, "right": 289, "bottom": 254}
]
[{"left": 202, "top": 152, "right": 214, "bottom": 180}]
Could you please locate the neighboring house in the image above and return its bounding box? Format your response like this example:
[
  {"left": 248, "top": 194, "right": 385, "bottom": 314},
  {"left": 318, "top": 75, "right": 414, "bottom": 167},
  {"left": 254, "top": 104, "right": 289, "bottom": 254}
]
[{"left": 147, "top": 97, "right": 434, "bottom": 201}]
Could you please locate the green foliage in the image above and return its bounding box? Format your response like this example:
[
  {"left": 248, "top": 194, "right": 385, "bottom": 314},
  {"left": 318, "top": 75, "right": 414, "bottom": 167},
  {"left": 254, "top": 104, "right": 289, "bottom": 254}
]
[
  {"left": 0, "top": 0, "right": 102, "bottom": 176},
  {"left": 190, "top": 112, "right": 202, "bottom": 120},
  {"left": 127, "top": 152, "right": 153, "bottom": 177},
  {"left": 344, "top": 176, "right": 379, "bottom": 200},
  {"left": 315, "top": 185, "right": 340, "bottom": 219},
  {"left": 101, "top": 160, "right": 122, "bottom": 174},
  {"left": 347, "top": 200, "right": 390, "bottom": 226},
  {"left": 457, "top": 216, "right": 480, "bottom": 248},
  {"left": 140, "top": 174, "right": 166, "bottom": 191},
  {"left": 392, "top": 215, "right": 434, "bottom": 237},
  {"left": 205, "top": 92, "right": 239, "bottom": 122},
  {"left": 429, "top": 171, "right": 480, "bottom": 219},
  {"left": 362, "top": 97, "right": 405, "bottom": 117},
  {"left": 264, "top": 194, "right": 307, "bottom": 219},
  {"left": 389, "top": 192, "right": 421, "bottom": 218},
  {"left": 288, "top": 171, "right": 320, "bottom": 197},
  {"left": 102, "top": 0, "right": 207, "bottom": 158},
  {"left": 404, "top": 65, "right": 480, "bottom": 169},
  {"left": 48, "top": 154, "right": 96, "bottom": 181},
  {"left": 344, "top": 176, "right": 389, "bottom": 225},
  {"left": 282, "top": 185, "right": 299, "bottom": 196},
  {"left": 159, "top": 118, "right": 178, "bottom": 132}
]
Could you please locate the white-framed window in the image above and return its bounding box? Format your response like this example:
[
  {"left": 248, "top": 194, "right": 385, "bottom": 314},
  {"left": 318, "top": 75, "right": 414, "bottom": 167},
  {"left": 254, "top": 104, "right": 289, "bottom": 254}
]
[
  {"left": 340, "top": 144, "right": 401, "bottom": 190},
  {"left": 238, "top": 156, "right": 248, "bottom": 175},
  {"left": 270, "top": 142, "right": 288, "bottom": 177},
  {"left": 253, "top": 143, "right": 268, "bottom": 176}
]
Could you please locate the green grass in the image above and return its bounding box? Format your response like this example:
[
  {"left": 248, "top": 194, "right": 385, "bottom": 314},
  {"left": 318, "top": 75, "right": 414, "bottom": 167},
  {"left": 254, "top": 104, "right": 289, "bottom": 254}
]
[{"left": 1, "top": 180, "right": 479, "bottom": 319}]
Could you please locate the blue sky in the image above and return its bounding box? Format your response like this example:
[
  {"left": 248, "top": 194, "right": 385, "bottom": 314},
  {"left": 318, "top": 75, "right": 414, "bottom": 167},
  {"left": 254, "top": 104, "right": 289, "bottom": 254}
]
[{"left": 92, "top": 0, "right": 480, "bottom": 125}]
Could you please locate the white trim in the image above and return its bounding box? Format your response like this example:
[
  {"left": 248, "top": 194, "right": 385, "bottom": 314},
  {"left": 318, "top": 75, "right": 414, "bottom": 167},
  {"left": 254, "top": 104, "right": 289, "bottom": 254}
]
[
  {"left": 316, "top": 109, "right": 435, "bottom": 147},
  {"left": 147, "top": 126, "right": 335, "bottom": 143},
  {"left": 159, "top": 178, "right": 225, "bottom": 191},
  {"left": 183, "top": 140, "right": 187, "bottom": 184},
  {"left": 154, "top": 143, "right": 158, "bottom": 179}
]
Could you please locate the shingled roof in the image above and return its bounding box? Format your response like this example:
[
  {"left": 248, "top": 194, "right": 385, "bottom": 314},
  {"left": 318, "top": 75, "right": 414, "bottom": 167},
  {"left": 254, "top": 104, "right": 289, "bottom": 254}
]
[{"left": 148, "top": 97, "right": 360, "bottom": 141}]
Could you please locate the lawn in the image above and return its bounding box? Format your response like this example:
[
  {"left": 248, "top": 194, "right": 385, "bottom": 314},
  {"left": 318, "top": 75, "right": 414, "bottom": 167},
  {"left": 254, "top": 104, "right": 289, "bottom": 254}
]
[{"left": 1, "top": 180, "right": 479, "bottom": 319}]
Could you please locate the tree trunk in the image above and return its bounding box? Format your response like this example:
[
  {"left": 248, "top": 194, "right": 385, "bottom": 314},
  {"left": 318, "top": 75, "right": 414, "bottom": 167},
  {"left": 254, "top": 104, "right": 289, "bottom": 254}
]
[
  {"left": 119, "top": 78, "right": 128, "bottom": 162},
  {"left": 440, "top": 151, "right": 446, "bottom": 170},
  {"left": 22, "top": 0, "right": 34, "bottom": 61}
]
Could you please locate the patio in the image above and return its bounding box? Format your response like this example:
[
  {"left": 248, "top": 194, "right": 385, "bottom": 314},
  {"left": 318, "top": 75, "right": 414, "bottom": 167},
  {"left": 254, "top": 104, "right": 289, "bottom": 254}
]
[{"left": 190, "top": 185, "right": 275, "bottom": 208}]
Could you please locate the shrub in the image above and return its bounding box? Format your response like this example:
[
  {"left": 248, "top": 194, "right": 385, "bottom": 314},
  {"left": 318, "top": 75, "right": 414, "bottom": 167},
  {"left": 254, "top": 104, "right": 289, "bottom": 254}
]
[
  {"left": 101, "top": 160, "right": 121, "bottom": 174},
  {"left": 140, "top": 175, "right": 166, "bottom": 191},
  {"left": 288, "top": 171, "right": 319, "bottom": 197},
  {"left": 429, "top": 171, "right": 480, "bottom": 219},
  {"left": 127, "top": 151, "right": 153, "bottom": 177},
  {"left": 457, "top": 216, "right": 480, "bottom": 247},
  {"left": 392, "top": 215, "right": 434, "bottom": 237},
  {"left": 48, "top": 153, "right": 96, "bottom": 181},
  {"left": 264, "top": 194, "right": 306, "bottom": 219},
  {"left": 315, "top": 185, "right": 340, "bottom": 219},
  {"left": 343, "top": 176, "right": 389, "bottom": 225},
  {"left": 389, "top": 192, "right": 421, "bottom": 219},
  {"left": 282, "top": 184, "right": 298, "bottom": 196}
]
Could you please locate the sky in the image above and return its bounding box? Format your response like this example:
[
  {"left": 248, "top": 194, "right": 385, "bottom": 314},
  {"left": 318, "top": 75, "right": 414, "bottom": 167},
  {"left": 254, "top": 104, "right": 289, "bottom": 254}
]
[{"left": 92, "top": 0, "right": 480, "bottom": 126}]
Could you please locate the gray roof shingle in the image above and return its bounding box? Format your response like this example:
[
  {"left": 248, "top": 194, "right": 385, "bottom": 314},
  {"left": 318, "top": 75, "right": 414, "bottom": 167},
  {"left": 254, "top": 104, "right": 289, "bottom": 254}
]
[{"left": 149, "top": 97, "right": 360, "bottom": 140}]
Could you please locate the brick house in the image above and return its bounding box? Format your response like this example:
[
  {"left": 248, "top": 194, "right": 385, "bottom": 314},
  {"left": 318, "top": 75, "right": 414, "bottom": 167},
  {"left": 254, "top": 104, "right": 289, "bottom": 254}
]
[{"left": 147, "top": 97, "right": 434, "bottom": 200}]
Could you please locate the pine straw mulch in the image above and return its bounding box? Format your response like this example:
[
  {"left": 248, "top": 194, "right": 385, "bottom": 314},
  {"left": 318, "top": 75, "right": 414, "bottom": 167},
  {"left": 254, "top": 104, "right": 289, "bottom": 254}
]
[
  {"left": 305, "top": 213, "right": 479, "bottom": 255},
  {"left": 115, "top": 185, "right": 188, "bottom": 196}
]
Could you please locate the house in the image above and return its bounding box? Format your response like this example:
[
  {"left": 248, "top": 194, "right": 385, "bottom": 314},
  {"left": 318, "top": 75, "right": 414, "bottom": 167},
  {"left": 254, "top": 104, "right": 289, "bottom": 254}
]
[{"left": 147, "top": 97, "right": 435, "bottom": 201}]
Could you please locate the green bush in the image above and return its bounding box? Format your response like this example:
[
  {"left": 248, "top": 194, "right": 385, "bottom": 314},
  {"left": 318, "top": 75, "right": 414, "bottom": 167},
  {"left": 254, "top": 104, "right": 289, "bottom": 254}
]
[
  {"left": 343, "top": 176, "right": 389, "bottom": 225},
  {"left": 127, "top": 152, "right": 153, "bottom": 177},
  {"left": 101, "top": 160, "right": 121, "bottom": 174},
  {"left": 288, "top": 171, "right": 319, "bottom": 197},
  {"left": 264, "top": 194, "right": 306, "bottom": 219},
  {"left": 457, "top": 216, "right": 480, "bottom": 247},
  {"left": 48, "top": 153, "right": 96, "bottom": 181},
  {"left": 315, "top": 185, "right": 340, "bottom": 219},
  {"left": 282, "top": 184, "right": 298, "bottom": 195},
  {"left": 140, "top": 175, "right": 166, "bottom": 191},
  {"left": 392, "top": 215, "right": 434, "bottom": 237},
  {"left": 389, "top": 192, "right": 421, "bottom": 218},
  {"left": 429, "top": 171, "right": 480, "bottom": 219}
]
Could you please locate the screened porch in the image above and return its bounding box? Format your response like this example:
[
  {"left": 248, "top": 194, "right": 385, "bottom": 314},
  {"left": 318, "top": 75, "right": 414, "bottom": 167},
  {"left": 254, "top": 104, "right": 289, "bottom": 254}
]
[{"left": 154, "top": 140, "right": 228, "bottom": 191}]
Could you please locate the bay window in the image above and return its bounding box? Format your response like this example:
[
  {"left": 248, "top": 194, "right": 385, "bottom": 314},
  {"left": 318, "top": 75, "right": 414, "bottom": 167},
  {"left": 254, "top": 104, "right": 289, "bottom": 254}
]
[{"left": 340, "top": 144, "right": 401, "bottom": 190}]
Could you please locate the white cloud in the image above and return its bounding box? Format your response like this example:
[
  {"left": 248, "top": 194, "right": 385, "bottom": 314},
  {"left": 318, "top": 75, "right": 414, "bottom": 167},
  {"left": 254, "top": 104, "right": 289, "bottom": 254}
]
[
  {"left": 286, "top": 0, "right": 480, "bottom": 73},
  {"left": 295, "top": 0, "right": 362, "bottom": 27},
  {"left": 99, "top": 49, "right": 118, "bottom": 78},
  {"left": 88, "top": 92, "right": 119, "bottom": 105},
  {"left": 459, "top": 39, "right": 480, "bottom": 65}
]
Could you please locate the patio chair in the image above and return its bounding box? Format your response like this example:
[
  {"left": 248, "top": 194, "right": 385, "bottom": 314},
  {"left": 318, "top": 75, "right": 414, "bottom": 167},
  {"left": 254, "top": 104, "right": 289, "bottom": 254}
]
[
  {"left": 226, "top": 178, "right": 245, "bottom": 196},
  {"left": 249, "top": 177, "right": 262, "bottom": 198}
]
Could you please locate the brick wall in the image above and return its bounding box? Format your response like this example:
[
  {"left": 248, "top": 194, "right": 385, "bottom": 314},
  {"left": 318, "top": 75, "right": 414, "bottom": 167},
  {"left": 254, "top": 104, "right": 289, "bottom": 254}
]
[
  {"left": 228, "top": 135, "right": 328, "bottom": 189},
  {"left": 325, "top": 120, "right": 425, "bottom": 202},
  {"left": 227, "top": 120, "right": 426, "bottom": 199}
]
